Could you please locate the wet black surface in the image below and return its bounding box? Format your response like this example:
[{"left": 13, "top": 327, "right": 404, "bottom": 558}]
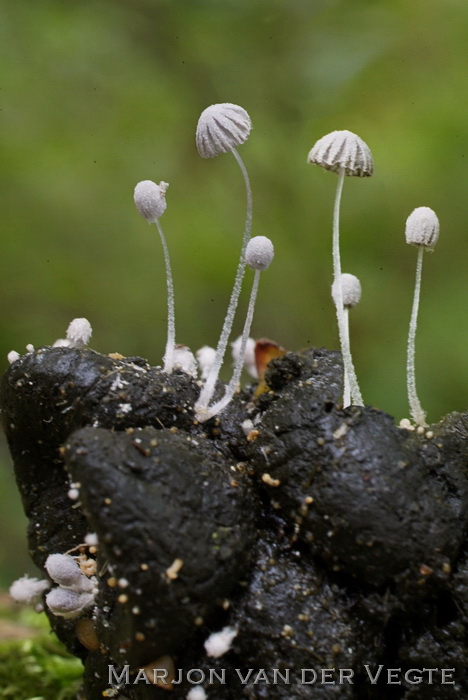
[{"left": 2, "top": 345, "right": 468, "bottom": 699}]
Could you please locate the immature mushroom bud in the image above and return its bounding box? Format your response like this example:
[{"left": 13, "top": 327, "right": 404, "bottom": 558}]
[
  {"left": 45, "top": 587, "right": 95, "bottom": 619},
  {"left": 196, "top": 103, "right": 252, "bottom": 158},
  {"left": 308, "top": 130, "right": 373, "bottom": 407},
  {"left": 198, "top": 237, "right": 274, "bottom": 421},
  {"left": 133, "top": 180, "right": 176, "bottom": 373},
  {"left": 405, "top": 207, "right": 440, "bottom": 427},
  {"left": 9, "top": 575, "right": 50, "bottom": 604},
  {"left": 133, "top": 180, "right": 168, "bottom": 222},
  {"left": 196, "top": 345, "right": 216, "bottom": 380},
  {"left": 195, "top": 104, "right": 254, "bottom": 418},
  {"left": 332, "top": 273, "right": 362, "bottom": 407},
  {"left": 66, "top": 318, "right": 93, "bottom": 347},
  {"left": 45, "top": 553, "right": 94, "bottom": 593}
]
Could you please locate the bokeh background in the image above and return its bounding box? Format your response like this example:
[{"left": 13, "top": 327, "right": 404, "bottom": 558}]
[{"left": 1, "top": 0, "right": 467, "bottom": 586}]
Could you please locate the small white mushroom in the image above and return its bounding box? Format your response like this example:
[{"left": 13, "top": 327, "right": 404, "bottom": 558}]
[
  {"left": 134, "top": 180, "right": 176, "bottom": 374},
  {"left": 308, "top": 130, "right": 373, "bottom": 408},
  {"left": 405, "top": 206, "right": 440, "bottom": 426}
]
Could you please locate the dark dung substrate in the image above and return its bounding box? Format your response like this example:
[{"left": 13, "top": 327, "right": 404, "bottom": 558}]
[{"left": 1, "top": 345, "right": 468, "bottom": 699}]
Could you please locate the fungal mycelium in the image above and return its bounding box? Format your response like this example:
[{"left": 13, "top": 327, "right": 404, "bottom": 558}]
[{"left": 3, "top": 106, "right": 468, "bottom": 700}]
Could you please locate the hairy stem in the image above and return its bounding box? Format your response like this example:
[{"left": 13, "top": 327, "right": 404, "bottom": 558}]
[
  {"left": 156, "top": 219, "right": 176, "bottom": 373},
  {"left": 195, "top": 147, "right": 252, "bottom": 417},
  {"left": 407, "top": 246, "right": 427, "bottom": 426},
  {"left": 332, "top": 168, "right": 363, "bottom": 407}
]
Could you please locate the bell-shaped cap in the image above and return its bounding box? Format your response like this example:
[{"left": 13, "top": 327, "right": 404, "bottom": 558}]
[
  {"left": 308, "top": 130, "right": 373, "bottom": 177},
  {"left": 405, "top": 206, "right": 440, "bottom": 250},
  {"left": 196, "top": 103, "right": 252, "bottom": 158}
]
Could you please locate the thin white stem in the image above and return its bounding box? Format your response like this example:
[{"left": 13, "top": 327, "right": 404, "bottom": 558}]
[
  {"left": 407, "top": 246, "right": 427, "bottom": 426},
  {"left": 199, "top": 270, "right": 260, "bottom": 421},
  {"left": 342, "top": 307, "right": 351, "bottom": 407},
  {"left": 332, "top": 168, "right": 363, "bottom": 406},
  {"left": 156, "top": 218, "right": 176, "bottom": 373},
  {"left": 195, "top": 147, "right": 253, "bottom": 417}
]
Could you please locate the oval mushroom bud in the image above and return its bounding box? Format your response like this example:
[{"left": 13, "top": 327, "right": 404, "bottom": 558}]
[
  {"left": 134, "top": 180, "right": 169, "bottom": 222},
  {"left": 45, "top": 553, "right": 94, "bottom": 592},
  {"left": 307, "top": 130, "right": 374, "bottom": 177},
  {"left": 245, "top": 236, "right": 275, "bottom": 271},
  {"left": 405, "top": 206, "right": 440, "bottom": 251},
  {"left": 45, "top": 587, "right": 94, "bottom": 618},
  {"left": 196, "top": 103, "right": 252, "bottom": 158},
  {"left": 332, "top": 273, "right": 362, "bottom": 308}
]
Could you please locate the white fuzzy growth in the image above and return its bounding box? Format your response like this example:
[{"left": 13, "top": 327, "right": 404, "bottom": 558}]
[
  {"left": 45, "top": 587, "right": 94, "bottom": 618},
  {"left": 405, "top": 206, "right": 440, "bottom": 250},
  {"left": 26, "top": 344, "right": 35, "bottom": 352},
  {"left": 45, "top": 553, "right": 94, "bottom": 592},
  {"left": 187, "top": 687, "right": 207, "bottom": 700},
  {"left": 134, "top": 180, "right": 169, "bottom": 222},
  {"left": 53, "top": 338, "right": 72, "bottom": 347},
  {"left": 308, "top": 130, "right": 373, "bottom": 177},
  {"left": 7, "top": 350, "right": 20, "bottom": 364},
  {"left": 245, "top": 236, "right": 274, "bottom": 271},
  {"left": 196, "top": 346, "right": 216, "bottom": 380},
  {"left": 173, "top": 345, "right": 198, "bottom": 377},
  {"left": 66, "top": 318, "right": 92, "bottom": 347},
  {"left": 231, "top": 336, "right": 258, "bottom": 379},
  {"left": 332, "top": 273, "right": 362, "bottom": 308},
  {"left": 204, "top": 626, "right": 238, "bottom": 658},
  {"left": 10, "top": 575, "right": 50, "bottom": 604},
  {"left": 196, "top": 103, "right": 252, "bottom": 158}
]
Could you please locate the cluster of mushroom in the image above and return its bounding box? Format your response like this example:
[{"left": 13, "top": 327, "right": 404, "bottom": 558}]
[{"left": 132, "top": 104, "right": 440, "bottom": 426}]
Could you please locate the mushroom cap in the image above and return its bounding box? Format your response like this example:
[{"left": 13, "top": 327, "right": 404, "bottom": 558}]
[
  {"left": 308, "top": 130, "right": 374, "bottom": 177},
  {"left": 134, "top": 180, "right": 169, "bottom": 222},
  {"left": 245, "top": 236, "right": 275, "bottom": 271},
  {"left": 196, "top": 103, "right": 252, "bottom": 158},
  {"left": 332, "top": 273, "right": 362, "bottom": 308},
  {"left": 405, "top": 206, "right": 440, "bottom": 250}
]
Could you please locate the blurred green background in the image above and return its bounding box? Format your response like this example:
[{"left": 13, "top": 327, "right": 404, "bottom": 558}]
[{"left": 1, "top": 0, "right": 467, "bottom": 586}]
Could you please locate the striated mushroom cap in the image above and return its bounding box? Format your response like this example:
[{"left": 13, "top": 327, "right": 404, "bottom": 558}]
[
  {"left": 308, "top": 130, "right": 373, "bottom": 177},
  {"left": 196, "top": 103, "right": 252, "bottom": 158}
]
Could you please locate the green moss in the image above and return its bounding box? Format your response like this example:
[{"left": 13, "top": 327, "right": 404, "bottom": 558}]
[{"left": 0, "top": 607, "right": 82, "bottom": 700}]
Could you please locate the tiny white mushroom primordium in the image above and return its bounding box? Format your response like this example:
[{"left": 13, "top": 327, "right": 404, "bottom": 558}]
[
  {"left": 308, "top": 130, "right": 373, "bottom": 407},
  {"left": 405, "top": 206, "right": 440, "bottom": 427},
  {"left": 134, "top": 180, "right": 176, "bottom": 373},
  {"left": 194, "top": 103, "right": 254, "bottom": 418}
]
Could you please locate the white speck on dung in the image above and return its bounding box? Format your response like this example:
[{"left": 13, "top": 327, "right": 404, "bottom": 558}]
[
  {"left": 204, "top": 626, "right": 238, "bottom": 658},
  {"left": 196, "top": 103, "right": 252, "bottom": 158},
  {"left": 7, "top": 350, "right": 20, "bottom": 364}
]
